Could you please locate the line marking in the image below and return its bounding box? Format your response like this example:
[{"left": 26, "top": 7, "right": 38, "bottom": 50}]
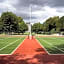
[
  {"left": 11, "top": 38, "right": 26, "bottom": 54},
  {"left": 0, "top": 37, "right": 15, "bottom": 45},
  {"left": 42, "top": 38, "right": 64, "bottom": 52},
  {"left": 50, "top": 37, "right": 64, "bottom": 42},
  {"left": 35, "top": 38, "right": 49, "bottom": 54},
  {"left": 37, "top": 37, "right": 64, "bottom": 55},
  {"left": 0, "top": 38, "right": 25, "bottom": 55},
  {"left": 0, "top": 38, "right": 21, "bottom": 51}
]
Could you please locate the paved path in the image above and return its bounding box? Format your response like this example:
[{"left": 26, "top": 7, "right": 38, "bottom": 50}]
[
  {"left": 13, "top": 38, "right": 47, "bottom": 55},
  {"left": 13, "top": 38, "right": 47, "bottom": 59}
]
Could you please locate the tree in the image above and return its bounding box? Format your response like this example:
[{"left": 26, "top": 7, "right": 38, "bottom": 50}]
[
  {"left": 43, "top": 16, "right": 60, "bottom": 33},
  {"left": 18, "top": 21, "right": 28, "bottom": 34},
  {"left": 0, "top": 18, "right": 3, "bottom": 33},
  {"left": 59, "top": 16, "right": 64, "bottom": 31},
  {"left": 17, "top": 16, "right": 23, "bottom": 23},
  {"left": 43, "top": 17, "right": 53, "bottom": 32},
  {"left": 32, "top": 23, "right": 43, "bottom": 34},
  {"left": 1, "top": 12, "right": 18, "bottom": 34},
  {"left": 16, "top": 16, "right": 28, "bottom": 34}
]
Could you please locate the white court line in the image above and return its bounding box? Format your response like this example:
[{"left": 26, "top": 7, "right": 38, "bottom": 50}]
[
  {"left": 50, "top": 37, "right": 64, "bottom": 42},
  {"left": 41, "top": 38, "right": 64, "bottom": 53},
  {"left": 0, "top": 38, "right": 25, "bottom": 55},
  {"left": 0, "top": 37, "right": 13, "bottom": 44},
  {"left": 0, "top": 38, "right": 21, "bottom": 51},
  {"left": 37, "top": 37, "right": 64, "bottom": 55},
  {"left": 0, "top": 37, "right": 10, "bottom": 41},
  {"left": 35, "top": 38, "right": 49, "bottom": 54},
  {"left": 11, "top": 38, "right": 26, "bottom": 54},
  {"left": 0, "top": 39, "right": 4, "bottom": 40}
]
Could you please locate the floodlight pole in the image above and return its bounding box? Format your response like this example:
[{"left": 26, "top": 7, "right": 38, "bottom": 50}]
[{"left": 29, "top": 4, "right": 32, "bottom": 39}]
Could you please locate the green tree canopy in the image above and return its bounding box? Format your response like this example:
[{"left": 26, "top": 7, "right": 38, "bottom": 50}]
[
  {"left": 0, "top": 17, "right": 3, "bottom": 33},
  {"left": 59, "top": 16, "right": 64, "bottom": 30},
  {"left": 43, "top": 16, "right": 61, "bottom": 32},
  {"left": 1, "top": 12, "right": 18, "bottom": 33},
  {"left": 32, "top": 22, "right": 43, "bottom": 34},
  {"left": 1, "top": 12, "right": 28, "bottom": 34},
  {"left": 18, "top": 21, "right": 28, "bottom": 34}
]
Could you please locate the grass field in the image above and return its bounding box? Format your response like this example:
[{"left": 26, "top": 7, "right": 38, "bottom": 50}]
[
  {"left": 0, "top": 37, "right": 24, "bottom": 54},
  {"left": 37, "top": 37, "right": 64, "bottom": 54}
]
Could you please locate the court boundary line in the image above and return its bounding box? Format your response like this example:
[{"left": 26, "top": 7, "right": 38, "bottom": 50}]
[
  {"left": 11, "top": 38, "right": 26, "bottom": 54},
  {"left": 35, "top": 38, "right": 49, "bottom": 54},
  {"left": 42, "top": 38, "right": 64, "bottom": 52},
  {"left": 0, "top": 37, "right": 13, "bottom": 44},
  {"left": 0, "top": 38, "right": 25, "bottom": 55},
  {"left": 50, "top": 37, "right": 64, "bottom": 42},
  {"left": 36, "top": 37, "right": 64, "bottom": 55},
  {"left": 0, "top": 38, "right": 21, "bottom": 51},
  {"left": 42, "top": 38, "right": 64, "bottom": 55}
]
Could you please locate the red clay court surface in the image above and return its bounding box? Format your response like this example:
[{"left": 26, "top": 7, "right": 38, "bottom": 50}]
[{"left": 0, "top": 37, "right": 64, "bottom": 64}]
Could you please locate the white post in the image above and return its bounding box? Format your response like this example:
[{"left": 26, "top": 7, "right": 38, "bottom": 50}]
[{"left": 29, "top": 4, "right": 32, "bottom": 39}]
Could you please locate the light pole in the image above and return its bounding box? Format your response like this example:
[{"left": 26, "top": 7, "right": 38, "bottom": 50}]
[{"left": 29, "top": 4, "right": 32, "bottom": 39}]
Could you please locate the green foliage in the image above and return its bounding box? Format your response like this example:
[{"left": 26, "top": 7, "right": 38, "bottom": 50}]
[
  {"left": 1, "top": 11, "right": 64, "bottom": 35},
  {"left": 0, "top": 18, "right": 3, "bottom": 33},
  {"left": 32, "top": 23, "right": 43, "bottom": 34},
  {"left": 18, "top": 21, "right": 28, "bottom": 34},
  {"left": 37, "top": 37, "right": 64, "bottom": 54},
  {"left": 0, "top": 37, "right": 24, "bottom": 54},
  {"left": 17, "top": 16, "right": 23, "bottom": 23},
  {"left": 50, "top": 28, "right": 56, "bottom": 34},
  {"left": 59, "top": 16, "right": 64, "bottom": 29},
  {"left": 32, "top": 16, "right": 64, "bottom": 34},
  {"left": 0, "top": 12, "right": 28, "bottom": 34},
  {"left": 0, "top": 18, "right": 3, "bottom": 30},
  {"left": 43, "top": 16, "right": 61, "bottom": 33},
  {"left": 1, "top": 12, "right": 18, "bottom": 33}
]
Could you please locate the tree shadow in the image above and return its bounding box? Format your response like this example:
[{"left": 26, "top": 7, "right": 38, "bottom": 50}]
[
  {"left": 33, "top": 53, "right": 64, "bottom": 64},
  {"left": 0, "top": 54, "right": 29, "bottom": 64},
  {"left": 0, "top": 53, "right": 64, "bottom": 64},
  {"left": 36, "top": 48, "right": 45, "bottom": 52},
  {"left": 0, "top": 46, "right": 64, "bottom": 64}
]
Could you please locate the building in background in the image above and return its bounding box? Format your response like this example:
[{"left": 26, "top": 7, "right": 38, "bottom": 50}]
[{"left": 26, "top": 22, "right": 31, "bottom": 32}]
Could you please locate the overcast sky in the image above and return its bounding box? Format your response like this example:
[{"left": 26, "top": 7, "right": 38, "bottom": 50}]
[{"left": 0, "top": 0, "right": 64, "bottom": 23}]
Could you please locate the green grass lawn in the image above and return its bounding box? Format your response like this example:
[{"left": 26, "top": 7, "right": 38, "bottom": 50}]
[
  {"left": 37, "top": 37, "right": 64, "bottom": 54},
  {"left": 0, "top": 37, "right": 24, "bottom": 54}
]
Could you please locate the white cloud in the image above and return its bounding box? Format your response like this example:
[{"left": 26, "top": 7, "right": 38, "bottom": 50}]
[
  {"left": 0, "top": 0, "right": 17, "bottom": 15},
  {"left": 31, "top": 6, "right": 64, "bottom": 23},
  {"left": 0, "top": 0, "right": 64, "bottom": 24}
]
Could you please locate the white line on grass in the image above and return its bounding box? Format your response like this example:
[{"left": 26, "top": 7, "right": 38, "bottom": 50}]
[
  {"left": 0, "top": 38, "right": 21, "bottom": 51},
  {"left": 41, "top": 38, "right": 64, "bottom": 53},
  {"left": 49, "top": 37, "right": 64, "bottom": 42},
  {"left": 35, "top": 38, "right": 49, "bottom": 54},
  {"left": 0, "top": 37, "right": 10, "bottom": 40},
  {"left": 36, "top": 37, "right": 64, "bottom": 55},
  {"left": 11, "top": 38, "right": 25, "bottom": 54},
  {"left": 0, "top": 39, "right": 4, "bottom": 40}
]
